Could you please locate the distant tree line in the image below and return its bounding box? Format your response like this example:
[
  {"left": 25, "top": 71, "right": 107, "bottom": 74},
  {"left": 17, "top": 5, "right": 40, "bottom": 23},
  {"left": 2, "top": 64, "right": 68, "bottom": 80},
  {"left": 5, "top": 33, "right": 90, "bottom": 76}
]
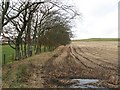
[{"left": 1, "top": 0, "right": 80, "bottom": 60}]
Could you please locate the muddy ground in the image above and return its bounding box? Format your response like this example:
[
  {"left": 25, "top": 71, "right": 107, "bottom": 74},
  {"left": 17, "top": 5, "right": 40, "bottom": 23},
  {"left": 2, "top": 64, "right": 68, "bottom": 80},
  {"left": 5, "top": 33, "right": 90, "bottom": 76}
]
[
  {"left": 2, "top": 41, "right": 119, "bottom": 88},
  {"left": 42, "top": 41, "right": 118, "bottom": 88}
]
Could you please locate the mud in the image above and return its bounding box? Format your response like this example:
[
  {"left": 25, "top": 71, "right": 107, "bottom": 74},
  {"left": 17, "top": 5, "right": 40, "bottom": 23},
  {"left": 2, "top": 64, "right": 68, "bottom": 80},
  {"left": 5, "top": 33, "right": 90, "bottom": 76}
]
[
  {"left": 42, "top": 41, "right": 118, "bottom": 88},
  {"left": 2, "top": 41, "right": 118, "bottom": 88}
]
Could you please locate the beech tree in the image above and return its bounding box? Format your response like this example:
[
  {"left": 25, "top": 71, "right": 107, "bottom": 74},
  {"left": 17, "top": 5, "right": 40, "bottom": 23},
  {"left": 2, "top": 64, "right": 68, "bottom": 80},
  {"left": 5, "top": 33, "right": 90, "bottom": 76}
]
[{"left": 1, "top": 0, "right": 80, "bottom": 60}]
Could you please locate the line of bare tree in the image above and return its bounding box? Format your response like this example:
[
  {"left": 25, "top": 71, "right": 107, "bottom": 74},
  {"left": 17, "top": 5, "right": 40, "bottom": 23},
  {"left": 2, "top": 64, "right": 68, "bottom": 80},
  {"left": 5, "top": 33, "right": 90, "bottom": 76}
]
[{"left": 1, "top": 0, "right": 80, "bottom": 60}]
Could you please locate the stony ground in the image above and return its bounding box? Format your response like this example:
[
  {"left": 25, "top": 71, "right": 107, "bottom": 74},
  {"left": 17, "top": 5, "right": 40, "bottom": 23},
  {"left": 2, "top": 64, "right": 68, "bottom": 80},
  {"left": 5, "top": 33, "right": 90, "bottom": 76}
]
[{"left": 2, "top": 41, "right": 119, "bottom": 88}]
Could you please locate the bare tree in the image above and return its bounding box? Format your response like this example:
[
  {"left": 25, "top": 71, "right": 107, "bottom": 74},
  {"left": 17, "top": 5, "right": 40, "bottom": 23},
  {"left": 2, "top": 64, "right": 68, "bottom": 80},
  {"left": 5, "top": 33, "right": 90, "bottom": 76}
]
[{"left": 1, "top": 0, "right": 80, "bottom": 60}]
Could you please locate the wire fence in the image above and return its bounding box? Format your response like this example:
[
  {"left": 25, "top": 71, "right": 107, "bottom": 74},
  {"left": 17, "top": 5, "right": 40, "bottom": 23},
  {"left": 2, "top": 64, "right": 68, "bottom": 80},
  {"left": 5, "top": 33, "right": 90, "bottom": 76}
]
[
  {"left": 2, "top": 44, "right": 57, "bottom": 65},
  {"left": 2, "top": 47, "right": 54, "bottom": 65},
  {"left": 3, "top": 53, "right": 15, "bottom": 65}
]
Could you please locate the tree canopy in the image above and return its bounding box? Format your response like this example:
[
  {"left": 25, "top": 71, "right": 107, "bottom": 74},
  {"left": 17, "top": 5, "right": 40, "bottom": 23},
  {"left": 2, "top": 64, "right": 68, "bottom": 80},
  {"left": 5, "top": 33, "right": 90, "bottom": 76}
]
[{"left": 1, "top": 0, "right": 80, "bottom": 60}]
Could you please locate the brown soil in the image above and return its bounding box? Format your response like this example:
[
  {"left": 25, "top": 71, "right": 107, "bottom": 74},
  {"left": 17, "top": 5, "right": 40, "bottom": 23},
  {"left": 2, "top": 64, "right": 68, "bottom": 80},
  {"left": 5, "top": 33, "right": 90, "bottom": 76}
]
[
  {"left": 42, "top": 41, "right": 118, "bottom": 88},
  {"left": 2, "top": 41, "right": 118, "bottom": 88}
]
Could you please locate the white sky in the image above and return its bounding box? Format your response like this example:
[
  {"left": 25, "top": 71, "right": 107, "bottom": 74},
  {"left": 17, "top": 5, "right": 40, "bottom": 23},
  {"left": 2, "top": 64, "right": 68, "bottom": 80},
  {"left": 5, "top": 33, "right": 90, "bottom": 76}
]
[
  {"left": 1, "top": 0, "right": 119, "bottom": 40},
  {"left": 68, "top": 0, "right": 119, "bottom": 39}
]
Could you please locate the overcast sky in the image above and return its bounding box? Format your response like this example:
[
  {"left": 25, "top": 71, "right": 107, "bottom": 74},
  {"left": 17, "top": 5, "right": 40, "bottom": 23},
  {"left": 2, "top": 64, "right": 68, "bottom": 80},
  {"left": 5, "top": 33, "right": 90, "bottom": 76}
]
[
  {"left": 0, "top": 0, "right": 119, "bottom": 40},
  {"left": 68, "top": 0, "right": 119, "bottom": 39}
]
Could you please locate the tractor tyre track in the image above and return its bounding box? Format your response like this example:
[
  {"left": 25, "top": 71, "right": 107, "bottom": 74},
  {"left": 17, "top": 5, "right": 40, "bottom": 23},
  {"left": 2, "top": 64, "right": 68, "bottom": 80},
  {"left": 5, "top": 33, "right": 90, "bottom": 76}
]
[{"left": 73, "top": 46, "right": 116, "bottom": 71}]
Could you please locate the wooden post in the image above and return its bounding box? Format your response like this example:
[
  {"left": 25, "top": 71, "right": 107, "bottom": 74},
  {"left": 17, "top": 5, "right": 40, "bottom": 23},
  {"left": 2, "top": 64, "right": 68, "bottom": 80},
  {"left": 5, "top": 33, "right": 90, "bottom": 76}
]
[{"left": 3, "top": 54, "right": 5, "bottom": 64}]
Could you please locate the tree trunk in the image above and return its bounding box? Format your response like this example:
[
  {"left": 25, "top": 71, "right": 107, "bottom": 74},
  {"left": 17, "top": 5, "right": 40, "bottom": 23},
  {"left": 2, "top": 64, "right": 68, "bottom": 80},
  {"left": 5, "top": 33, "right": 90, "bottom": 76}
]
[
  {"left": 48, "top": 46, "right": 51, "bottom": 51},
  {"left": 27, "top": 45, "right": 32, "bottom": 57},
  {"left": 24, "top": 41, "right": 27, "bottom": 58},
  {"left": 39, "top": 44, "right": 41, "bottom": 53},
  {"left": 34, "top": 43, "right": 36, "bottom": 54},
  {"left": 35, "top": 45, "right": 39, "bottom": 54},
  {"left": 15, "top": 38, "right": 20, "bottom": 60},
  {"left": 27, "top": 16, "right": 32, "bottom": 57},
  {"left": 21, "top": 41, "right": 23, "bottom": 58},
  {"left": 44, "top": 46, "right": 46, "bottom": 52}
]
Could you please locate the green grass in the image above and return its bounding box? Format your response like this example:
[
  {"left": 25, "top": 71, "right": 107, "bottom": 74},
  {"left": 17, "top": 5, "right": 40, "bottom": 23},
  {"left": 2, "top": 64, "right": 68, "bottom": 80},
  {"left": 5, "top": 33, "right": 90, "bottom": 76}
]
[
  {"left": 2, "top": 45, "right": 15, "bottom": 64},
  {"left": 1, "top": 44, "right": 52, "bottom": 65},
  {"left": 72, "top": 38, "right": 119, "bottom": 42}
]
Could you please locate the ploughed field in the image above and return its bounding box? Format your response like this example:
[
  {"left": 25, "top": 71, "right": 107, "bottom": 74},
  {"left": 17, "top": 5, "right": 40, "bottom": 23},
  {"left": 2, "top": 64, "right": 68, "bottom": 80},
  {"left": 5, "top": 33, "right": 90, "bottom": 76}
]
[
  {"left": 2, "top": 41, "right": 118, "bottom": 88},
  {"left": 42, "top": 41, "right": 118, "bottom": 88}
]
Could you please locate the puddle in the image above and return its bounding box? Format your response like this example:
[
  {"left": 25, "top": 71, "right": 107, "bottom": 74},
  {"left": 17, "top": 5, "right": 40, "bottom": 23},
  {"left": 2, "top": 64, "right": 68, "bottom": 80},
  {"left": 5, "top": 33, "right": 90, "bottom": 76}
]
[
  {"left": 69, "top": 79, "right": 109, "bottom": 89},
  {"left": 72, "top": 79, "right": 99, "bottom": 85},
  {"left": 69, "top": 79, "right": 99, "bottom": 88},
  {"left": 57, "top": 78, "right": 109, "bottom": 89}
]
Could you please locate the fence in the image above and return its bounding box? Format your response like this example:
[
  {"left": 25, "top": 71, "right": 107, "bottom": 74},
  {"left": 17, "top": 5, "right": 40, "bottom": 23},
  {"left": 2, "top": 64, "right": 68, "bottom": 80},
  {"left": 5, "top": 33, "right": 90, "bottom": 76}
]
[
  {"left": 3, "top": 53, "right": 15, "bottom": 65},
  {"left": 2, "top": 46, "right": 55, "bottom": 65},
  {"left": 2, "top": 51, "right": 42, "bottom": 65}
]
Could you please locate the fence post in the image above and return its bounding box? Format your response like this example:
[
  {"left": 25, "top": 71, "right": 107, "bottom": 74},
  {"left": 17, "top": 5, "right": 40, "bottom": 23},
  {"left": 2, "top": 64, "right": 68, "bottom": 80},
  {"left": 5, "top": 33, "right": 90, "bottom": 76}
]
[
  {"left": 3, "top": 54, "right": 5, "bottom": 64},
  {"left": 12, "top": 53, "right": 14, "bottom": 62}
]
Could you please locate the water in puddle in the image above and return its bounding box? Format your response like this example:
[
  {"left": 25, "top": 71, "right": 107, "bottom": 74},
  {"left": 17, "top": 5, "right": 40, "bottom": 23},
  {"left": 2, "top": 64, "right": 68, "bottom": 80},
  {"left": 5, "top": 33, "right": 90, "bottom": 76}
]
[
  {"left": 69, "top": 79, "right": 105, "bottom": 89},
  {"left": 58, "top": 78, "right": 109, "bottom": 89},
  {"left": 72, "top": 79, "right": 99, "bottom": 85}
]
